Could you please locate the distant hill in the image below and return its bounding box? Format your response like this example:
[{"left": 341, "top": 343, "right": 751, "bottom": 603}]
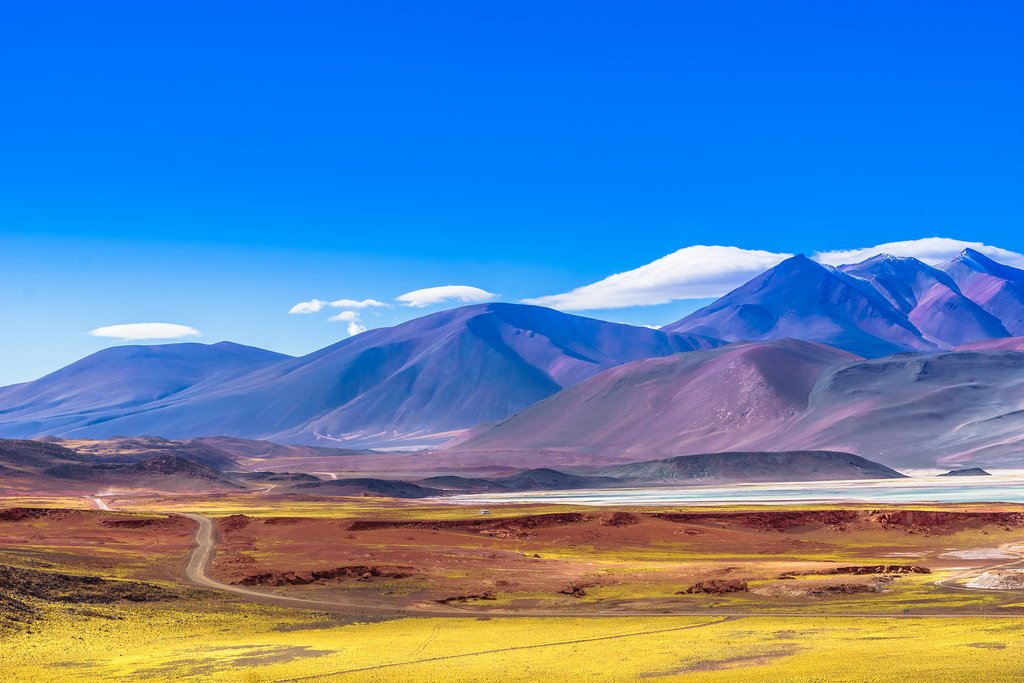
[
  {"left": 43, "top": 454, "right": 239, "bottom": 490},
  {"left": 407, "top": 452, "right": 904, "bottom": 496},
  {"left": 0, "top": 440, "right": 241, "bottom": 492},
  {"left": 292, "top": 478, "right": 443, "bottom": 498},
  {"left": 489, "top": 468, "right": 620, "bottom": 491},
  {"left": 938, "top": 468, "right": 991, "bottom": 477},
  {"left": 588, "top": 451, "right": 904, "bottom": 484},
  {"left": 0, "top": 439, "right": 91, "bottom": 468},
  {"left": 0, "top": 342, "right": 289, "bottom": 439}
]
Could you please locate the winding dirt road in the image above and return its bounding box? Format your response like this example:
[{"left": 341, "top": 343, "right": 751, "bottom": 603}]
[{"left": 178, "top": 511, "right": 1024, "bottom": 619}]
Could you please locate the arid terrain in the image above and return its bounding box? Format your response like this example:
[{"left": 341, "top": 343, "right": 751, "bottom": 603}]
[{"left": 7, "top": 486, "right": 1024, "bottom": 681}]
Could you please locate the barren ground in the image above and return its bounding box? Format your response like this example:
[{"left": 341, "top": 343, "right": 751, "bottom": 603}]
[{"left": 7, "top": 493, "right": 1024, "bottom": 681}]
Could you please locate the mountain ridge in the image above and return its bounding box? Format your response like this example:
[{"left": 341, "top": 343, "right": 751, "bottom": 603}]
[
  {"left": 664, "top": 249, "right": 1024, "bottom": 357},
  {"left": 0, "top": 303, "right": 721, "bottom": 447}
]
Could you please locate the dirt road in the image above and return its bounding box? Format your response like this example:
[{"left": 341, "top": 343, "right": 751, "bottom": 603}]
[
  {"left": 933, "top": 544, "right": 1024, "bottom": 592},
  {"left": 178, "top": 511, "right": 1024, "bottom": 619}
]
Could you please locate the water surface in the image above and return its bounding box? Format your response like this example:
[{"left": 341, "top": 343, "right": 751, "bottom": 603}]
[{"left": 450, "top": 471, "right": 1024, "bottom": 506}]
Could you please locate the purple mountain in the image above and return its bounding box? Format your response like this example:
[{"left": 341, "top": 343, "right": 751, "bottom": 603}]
[
  {"left": 664, "top": 254, "right": 937, "bottom": 357},
  {"left": 941, "top": 248, "right": 1024, "bottom": 336},
  {"left": 665, "top": 250, "right": 1024, "bottom": 356},
  {"left": 457, "top": 339, "right": 859, "bottom": 459},
  {"left": 456, "top": 340, "right": 1024, "bottom": 467},
  {"left": 0, "top": 304, "right": 720, "bottom": 447},
  {"left": 840, "top": 254, "right": 1010, "bottom": 346},
  {"left": 0, "top": 342, "right": 289, "bottom": 439}
]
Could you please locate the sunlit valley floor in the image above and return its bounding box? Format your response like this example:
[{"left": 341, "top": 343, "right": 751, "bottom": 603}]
[{"left": 7, "top": 492, "right": 1024, "bottom": 682}]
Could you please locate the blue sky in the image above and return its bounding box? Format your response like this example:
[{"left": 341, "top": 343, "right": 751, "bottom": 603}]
[{"left": 1, "top": 1, "right": 1022, "bottom": 384}]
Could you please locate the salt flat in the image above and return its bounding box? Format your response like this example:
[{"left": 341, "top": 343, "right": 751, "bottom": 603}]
[{"left": 450, "top": 471, "right": 1024, "bottom": 506}]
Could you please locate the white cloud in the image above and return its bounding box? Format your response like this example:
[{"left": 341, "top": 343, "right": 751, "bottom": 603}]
[
  {"left": 291, "top": 298, "right": 388, "bottom": 315},
  {"left": 347, "top": 322, "right": 366, "bottom": 336},
  {"left": 328, "top": 310, "right": 359, "bottom": 322},
  {"left": 288, "top": 299, "right": 328, "bottom": 314},
  {"left": 814, "top": 238, "right": 1024, "bottom": 268},
  {"left": 329, "top": 298, "right": 387, "bottom": 309},
  {"left": 88, "top": 323, "right": 201, "bottom": 341},
  {"left": 396, "top": 285, "right": 498, "bottom": 308},
  {"left": 523, "top": 245, "right": 791, "bottom": 311}
]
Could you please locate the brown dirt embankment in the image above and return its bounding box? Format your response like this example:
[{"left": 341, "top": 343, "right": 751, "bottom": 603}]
[
  {"left": 343, "top": 512, "right": 593, "bottom": 538},
  {"left": 233, "top": 565, "right": 414, "bottom": 587}
]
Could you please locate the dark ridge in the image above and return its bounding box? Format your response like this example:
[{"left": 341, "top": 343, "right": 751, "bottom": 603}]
[
  {"left": 416, "top": 476, "right": 510, "bottom": 492},
  {"left": 235, "top": 471, "right": 321, "bottom": 484},
  {"left": 0, "top": 439, "right": 92, "bottom": 467},
  {"left": 292, "top": 478, "right": 443, "bottom": 499},
  {"left": 490, "top": 468, "right": 621, "bottom": 491},
  {"left": 588, "top": 451, "right": 905, "bottom": 484},
  {"left": 938, "top": 467, "right": 992, "bottom": 477}
]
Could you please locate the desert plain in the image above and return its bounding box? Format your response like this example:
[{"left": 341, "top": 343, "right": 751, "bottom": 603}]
[{"left": 7, "top": 484, "right": 1024, "bottom": 682}]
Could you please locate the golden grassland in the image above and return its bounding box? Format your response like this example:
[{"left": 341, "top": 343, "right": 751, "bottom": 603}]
[
  {"left": 0, "top": 494, "right": 95, "bottom": 509},
  {"left": 6, "top": 595, "right": 1024, "bottom": 682}
]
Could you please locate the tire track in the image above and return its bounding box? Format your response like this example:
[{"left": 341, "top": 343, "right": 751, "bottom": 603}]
[{"left": 274, "top": 617, "right": 740, "bottom": 682}]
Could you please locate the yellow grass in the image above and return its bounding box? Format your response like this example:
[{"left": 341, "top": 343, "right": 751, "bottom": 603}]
[{"left": 6, "top": 597, "right": 1024, "bottom": 682}]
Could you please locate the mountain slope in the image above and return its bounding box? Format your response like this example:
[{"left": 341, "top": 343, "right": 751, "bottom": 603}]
[
  {"left": 779, "top": 349, "right": 1024, "bottom": 466},
  {"left": 664, "top": 255, "right": 937, "bottom": 357},
  {"left": 0, "top": 342, "right": 290, "bottom": 439},
  {"left": 0, "top": 304, "right": 721, "bottom": 447},
  {"left": 941, "top": 249, "right": 1024, "bottom": 335},
  {"left": 456, "top": 342, "right": 1024, "bottom": 467},
  {"left": 957, "top": 337, "right": 1024, "bottom": 351},
  {"left": 840, "top": 254, "right": 1009, "bottom": 346},
  {"left": 458, "top": 339, "right": 859, "bottom": 457}
]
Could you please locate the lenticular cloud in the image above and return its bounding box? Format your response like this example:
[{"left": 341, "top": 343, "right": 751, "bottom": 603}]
[
  {"left": 87, "top": 323, "right": 202, "bottom": 341},
  {"left": 523, "top": 245, "right": 792, "bottom": 311},
  {"left": 814, "top": 238, "right": 1024, "bottom": 268}
]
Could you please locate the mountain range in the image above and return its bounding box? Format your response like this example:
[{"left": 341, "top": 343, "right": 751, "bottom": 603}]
[
  {"left": 1, "top": 248, "right": 1023, "bottom": 467},
  {"left": 666, "top": 248, "right": 1024, "bottom": 356},
  {"left": 0, "top": 304, "right": 718, "bottom": 447}
]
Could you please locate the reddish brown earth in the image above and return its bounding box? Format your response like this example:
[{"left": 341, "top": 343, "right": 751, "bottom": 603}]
[
  {"left": 682, "top": 579, "right": 749, "bottom": 594},
  {"left": 0, "top": 507, "right": 192, "bottom": 582},
  {"left": 6, "top": 502, "right": 1024, "bottom": 614},
  {"left": 200, "top": 506, "right": 1024, "bottom": 607}
]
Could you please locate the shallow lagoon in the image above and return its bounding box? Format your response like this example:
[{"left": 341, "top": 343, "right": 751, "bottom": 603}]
[{"left": 451, "top": 471, "right": 1024, "bottom": 506}]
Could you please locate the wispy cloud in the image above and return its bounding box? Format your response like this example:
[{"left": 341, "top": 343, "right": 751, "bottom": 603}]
[
  {"left": 397, "top": 285, "right": 498, "bottom": 308},
  {"left": 814, "top": 238, "right": 1024, "bottom": 268},
  {"left": 329, "top": 298, "right": 387, "bottom": 309},
  {"left": 288, "top": 299, "right": 328, "bottom": 314},
  {"left": 88, "top": 322, "right": 201, "bottom": 341},
  {"left": 328, "top": 310, "right": 359, "bottom": 322},
  {"left": 523, "top": 245, "right": 791, "bottom": 311},
  {"left": 290, "top": 298, "right": 388, "bottom": 314}
]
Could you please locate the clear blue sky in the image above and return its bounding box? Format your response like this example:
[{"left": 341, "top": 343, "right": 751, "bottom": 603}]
[{"left": 1, "top": 1, "right": 1022, "bottom": 384}]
